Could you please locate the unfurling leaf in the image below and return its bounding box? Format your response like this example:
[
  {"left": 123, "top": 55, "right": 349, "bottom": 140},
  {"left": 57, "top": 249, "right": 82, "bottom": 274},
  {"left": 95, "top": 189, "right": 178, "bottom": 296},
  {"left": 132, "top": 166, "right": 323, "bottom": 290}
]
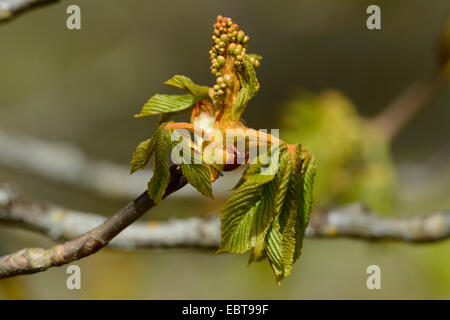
[
  {"left": 219, "top": 143, "right": 316, "bottom": 283},
  {"left": 130, "top": 122, "right": 214, "bottom": 202},
  {"left": 180, "top": 163, "right": 214, "bottom": 199},
  {"left": 164, "top": 75, "right": 210, "bottom": 97},
  {"left": 232, "top": 56, "right": 260, "bottom": 119},
  {"left": 265, "top": 145, "right": 316, "bottom": 282},
  {"left": 146, "top": 124, "right": 171, "bottom": 203},
  {"left": 135, "top": 75, "right": 211, "bottom": 118},
  {"left": 130, "top": 138, "right": 156, "bottom": 174},
  {"left": 135, "top": 94, "right": 198, "bottom": 118}
]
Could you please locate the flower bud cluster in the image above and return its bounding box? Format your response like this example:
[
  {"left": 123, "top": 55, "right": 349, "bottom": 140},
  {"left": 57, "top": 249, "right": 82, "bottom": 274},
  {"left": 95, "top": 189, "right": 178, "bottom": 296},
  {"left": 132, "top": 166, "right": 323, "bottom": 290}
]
[{"left": 210, "top": 15, "right": 259, "bottom": 97}]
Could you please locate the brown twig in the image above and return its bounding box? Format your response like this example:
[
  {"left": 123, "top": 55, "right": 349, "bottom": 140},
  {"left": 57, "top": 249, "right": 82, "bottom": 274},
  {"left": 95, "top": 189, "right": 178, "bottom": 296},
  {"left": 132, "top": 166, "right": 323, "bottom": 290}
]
[
  {"left": 1, "top": 181, "right": 449, "bottom": 279},
  {"left": 0, "top": 165, "right": 187, "bottom": 278}
]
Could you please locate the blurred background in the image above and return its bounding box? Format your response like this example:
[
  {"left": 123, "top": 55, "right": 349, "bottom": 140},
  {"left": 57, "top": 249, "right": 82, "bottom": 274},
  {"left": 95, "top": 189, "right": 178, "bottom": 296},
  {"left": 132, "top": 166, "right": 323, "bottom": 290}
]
[{"left": 1, "top": 0, "right": 450, "bottom": 299}]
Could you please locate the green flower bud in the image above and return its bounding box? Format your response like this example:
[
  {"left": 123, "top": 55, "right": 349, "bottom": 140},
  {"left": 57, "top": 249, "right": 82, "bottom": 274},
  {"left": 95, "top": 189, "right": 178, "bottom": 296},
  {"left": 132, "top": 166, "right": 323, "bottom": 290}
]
[
  {"left": 235, "top": 44, "right": 242, "bottom": 55},
  {"left": 220, "top": 83, "right": 227, "bottom": 89},
  {"left": 224, "top": 74, "right": 233, "bottom": 86},
  {"left": 254, "top": 59, "right": 260, "bottom": 68},
  {"left": 237, "top": 30, "right": 245, "bottom": 43},
  {"left": 216, "top": 77, "right": 224, "bottom": 84},
  {"left": 220, "top": 34, "right": 228, "bottom": 42},
  {"left": 217, "top": 55, "right": 226, "bottom": 66},
  {"left": 242, "top": 35, "right": 250, "bottom": 44},
  {"left": 228, "top": 43, "right": 236, "bottom": 54}
]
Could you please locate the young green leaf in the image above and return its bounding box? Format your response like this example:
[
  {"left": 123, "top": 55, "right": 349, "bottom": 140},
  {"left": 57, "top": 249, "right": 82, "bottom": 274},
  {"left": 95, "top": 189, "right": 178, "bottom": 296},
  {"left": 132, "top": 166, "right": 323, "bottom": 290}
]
[
  {"left": 180, "top": 163, "right": 214, "bottom": 199},
  {"left": 130, "top": 137, "right": 156, "bottom": 174},
  {"left": 294, "top": 146, "right": 317, "bottom": 262},
  {"left": 232, "top": 56, "right": 260, "bottom": 119},
  {"left": 265, "top": 145, "right": 316, "bottom": 282},
  {"left": 219, "top": 145, "right": 286, "bottom": 254},
  {"left": 135, "top": 94, "right": 198, "bottom": 118},
  {"left": 264, "top": 150, "right": 298, "bottom": 282},
  {"left": 169, "top": 130, "right": 214, "bottom": 199},
  {"left": 135, "top": 75, "right": 211, "bottom": 119},
  {"left": 233, "top": 144, "right": 284, "bottom": 189},
  {"left": 219, "top": 180, "right": 276, "bottom": 254},
  {"left": 222, "top": 142, "right": 316, "bottom": 283},
  {"left": 164, "top": 75, "right": 210, "bottom": 97},
  {"left": 146, "top": 124, "right": 171, "bottom": 203}
]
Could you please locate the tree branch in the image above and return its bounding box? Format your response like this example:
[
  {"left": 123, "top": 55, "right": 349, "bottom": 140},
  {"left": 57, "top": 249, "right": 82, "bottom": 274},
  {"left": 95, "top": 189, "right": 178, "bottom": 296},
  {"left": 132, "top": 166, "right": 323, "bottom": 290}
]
[
  {"left": 371, "top": 70, "right": 447, "bottom": 140},
  {"left": 0, "top": 0, "right": 58, "bottom": 22},
  {"left": 0, "top": 166, "right": 187, "bottom": 278},
  {"left": 1, "top": 182, "right": 449, "bottom": 279}
]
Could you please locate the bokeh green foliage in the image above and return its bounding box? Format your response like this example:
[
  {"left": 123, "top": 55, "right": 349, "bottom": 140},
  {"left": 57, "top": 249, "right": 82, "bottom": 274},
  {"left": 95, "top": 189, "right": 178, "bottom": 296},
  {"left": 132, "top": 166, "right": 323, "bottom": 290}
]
[{"left": 281, "top": 90, "right": 396, "bottom": 214}]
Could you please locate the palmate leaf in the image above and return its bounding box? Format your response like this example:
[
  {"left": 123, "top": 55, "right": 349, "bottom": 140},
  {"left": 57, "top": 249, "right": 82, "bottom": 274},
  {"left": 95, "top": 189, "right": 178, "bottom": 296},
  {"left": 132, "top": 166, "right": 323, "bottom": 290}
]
[
  {"left": 135, "top": 75, "right": 211, "bottom": 118},
  {"left": 130, "top": 122, "right": 214, "bottom": 203},
  {"left": 219, "top": 142, "right": 316, "bottom": 283}
]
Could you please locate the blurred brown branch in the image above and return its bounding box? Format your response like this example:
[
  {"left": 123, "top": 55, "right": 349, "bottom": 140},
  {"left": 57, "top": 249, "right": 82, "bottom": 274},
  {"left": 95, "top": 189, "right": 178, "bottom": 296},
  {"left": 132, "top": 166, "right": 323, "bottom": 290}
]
[
  {"left": 0, "top": 0, "right": 58, "bottom": 22},
  {"left": 1, "top": 181, "right": 449, "bottom": 279},
  {"left": 372, "top": 69, "right": 448, "bottom": 140},
  {"left": 0, "top": 166, "right": 188, "bottom": 278}
]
